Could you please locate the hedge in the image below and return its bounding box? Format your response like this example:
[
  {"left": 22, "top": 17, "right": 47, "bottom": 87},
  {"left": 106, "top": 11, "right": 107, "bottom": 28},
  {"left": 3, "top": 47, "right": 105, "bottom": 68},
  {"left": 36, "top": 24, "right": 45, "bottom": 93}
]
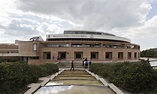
[
  {"left": 0, "top": 62, "right": 59, "bottom": 94},
  {"left": 89, "top": 60, "right": 157, "bottom": 93}
]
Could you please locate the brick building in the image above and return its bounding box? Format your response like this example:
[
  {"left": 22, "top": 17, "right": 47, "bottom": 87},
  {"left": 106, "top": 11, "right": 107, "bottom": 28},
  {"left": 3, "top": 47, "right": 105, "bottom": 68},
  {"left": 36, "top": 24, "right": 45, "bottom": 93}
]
[{"left": 0, "top": 30, "right": 140, "bottom": 64}]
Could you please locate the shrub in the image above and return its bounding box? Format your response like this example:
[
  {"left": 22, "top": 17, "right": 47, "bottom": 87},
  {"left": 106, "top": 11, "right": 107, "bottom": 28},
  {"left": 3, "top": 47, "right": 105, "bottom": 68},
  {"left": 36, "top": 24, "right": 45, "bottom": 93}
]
[
  {"left": 39, "top": 63, "right": 59, "bottom": 77},
  {"left": 89, "top": 61, "right": 157, "bottom": 93},
  {"left": 0, "top": 62, "right": 59, "bottom": 94}
]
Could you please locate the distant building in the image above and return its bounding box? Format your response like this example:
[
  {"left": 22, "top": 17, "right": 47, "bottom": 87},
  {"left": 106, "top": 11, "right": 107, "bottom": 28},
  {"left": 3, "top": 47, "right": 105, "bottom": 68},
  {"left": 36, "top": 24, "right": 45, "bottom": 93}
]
[
  {"left": 0, "top": 43, "right": 20, "bottom": 61},
  {"left": 0, "top": 30, "right": 140, "bottom": 64}
]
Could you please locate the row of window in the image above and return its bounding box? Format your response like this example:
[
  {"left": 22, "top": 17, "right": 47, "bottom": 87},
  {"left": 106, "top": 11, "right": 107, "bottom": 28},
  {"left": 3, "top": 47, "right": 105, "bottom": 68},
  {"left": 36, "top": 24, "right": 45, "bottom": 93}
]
[
  {"left": 43, "top": 51, "right": 139, "bottom": 60},
  {"left": 43, "top": 43, "right": 139, "bottom": 49},
  {"left": 72, "top": 44, "right": 100, "bottom": 48},
  {"left": 106, "top": 52, "right": 139, "bottom": 59}
]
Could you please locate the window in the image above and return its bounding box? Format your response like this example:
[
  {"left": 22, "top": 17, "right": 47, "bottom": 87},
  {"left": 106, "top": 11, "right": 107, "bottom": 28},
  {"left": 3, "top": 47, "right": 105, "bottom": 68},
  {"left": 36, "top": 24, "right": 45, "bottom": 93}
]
[
  {"left": 75, "top": 52, "right": 83, "bottom": 59},
  {"left": 91, "top": 52, "right": 99, "bottom": 59},
  {"left": 33, "top": 44, "right": 37, "bottom": 51},
  {"left": 58, "top": 52, "right": 66, "bottom": 60},
  {"left": 43, "top": 52, "right": 51, "bottom": 59},
  {"left": 47, "top": 44, "right": 70, "bottom": 47},
  {"left": 134, "top": 52, "right": 137, "bottom": 59},
  {"left": 103, "top": 44, "right": 113, "bottom": 48},
  {"left": 29, "top": 57, "right": 39, "bottom": 59},
  {"left": 118, "top": 52, "right": 123, "bottom": 59},
  {"left": 128, "top": 52, "right": 132, "bottom": 59},
  {"left": 72, "top": 44, "right": 82, "bottom": 47},
  {"left": 138, "top": 52, "right": 140, "bottom": 58},
  {"left": 105, "top": 52, "right": 112, "bottom": 59},
  {"left": 90, "top": 44, "right": 100, "bottom": 47},
  {"left": 138, "top": 46, "right": 140, "bottom": 49}
]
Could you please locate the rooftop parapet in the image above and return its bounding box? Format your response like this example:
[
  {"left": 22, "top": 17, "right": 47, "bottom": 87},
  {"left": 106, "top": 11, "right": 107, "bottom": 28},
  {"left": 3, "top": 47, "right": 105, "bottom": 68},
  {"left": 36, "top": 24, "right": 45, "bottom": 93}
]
[{"left": 64, "top": 30, "right": 115, "bottom": 36}]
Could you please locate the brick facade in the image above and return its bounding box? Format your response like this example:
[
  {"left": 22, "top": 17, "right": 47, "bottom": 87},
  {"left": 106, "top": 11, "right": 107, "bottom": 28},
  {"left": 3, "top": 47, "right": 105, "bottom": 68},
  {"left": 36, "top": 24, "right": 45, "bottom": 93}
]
[{"left": 0, "top": 30, "right": 140, "bottom": 64}]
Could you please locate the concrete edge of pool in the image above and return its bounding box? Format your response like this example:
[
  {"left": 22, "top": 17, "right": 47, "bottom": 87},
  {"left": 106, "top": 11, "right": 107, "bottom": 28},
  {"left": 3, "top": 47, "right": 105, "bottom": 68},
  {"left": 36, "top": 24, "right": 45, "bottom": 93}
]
[{"left": 24, "top": 68, "right": 124, "bottom": 94}]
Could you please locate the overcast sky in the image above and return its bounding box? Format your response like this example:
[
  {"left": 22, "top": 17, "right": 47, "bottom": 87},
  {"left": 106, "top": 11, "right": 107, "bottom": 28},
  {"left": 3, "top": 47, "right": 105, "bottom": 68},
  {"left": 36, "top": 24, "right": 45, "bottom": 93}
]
[{"left": 0, "top": 0, "right": 157, "bottom": 50}]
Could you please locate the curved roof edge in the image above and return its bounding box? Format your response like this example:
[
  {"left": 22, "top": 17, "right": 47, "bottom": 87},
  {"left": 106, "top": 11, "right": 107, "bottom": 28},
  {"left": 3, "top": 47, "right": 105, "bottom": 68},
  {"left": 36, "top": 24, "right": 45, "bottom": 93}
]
[
  {"left": 46, "top": 34, "right": 131, "bottom": 43},
  {"left": 64, "top": 30, "right": 115, "bottom": 36}
]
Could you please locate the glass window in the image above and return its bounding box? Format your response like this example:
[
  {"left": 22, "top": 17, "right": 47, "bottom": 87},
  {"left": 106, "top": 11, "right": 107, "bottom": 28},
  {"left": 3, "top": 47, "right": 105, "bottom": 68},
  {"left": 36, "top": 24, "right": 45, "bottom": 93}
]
[
  {"left": 118, "top": 52, "right": 123, "bottom": 59},
  {"left": 91, "top": 52, "right": 99, "bottom": 59},
  {"left": 106, "top": 52, "right": 112, "bottom": 59},
  {"left": 134, "top": 52, "right": 137, "bottom": 59},
  {"left": 138, "top": 52, "right": 140, "bottom": 58},
  {"left": 33, "top": 44, "right": 37, "bottom": 51},
  {"left": 58, "top": 52, "right": 66, "bottom": 60},
  {"left": 103, "top": 44, "right": 113, "bottom": 48},
  {"left": 47, "top": 44, "right": 70, "bottom": 47},
  {"left": 72, "top": 44, "right": 82, "bottom": 47},
  {"left": 128, "top": 52, "right": 132, "bottom": 59},
  {"left": 43, "top": 52, "right": 51, "bottom": 59},
  {"left": 75, "top": 52, "right": 83, "bottom": 59}
]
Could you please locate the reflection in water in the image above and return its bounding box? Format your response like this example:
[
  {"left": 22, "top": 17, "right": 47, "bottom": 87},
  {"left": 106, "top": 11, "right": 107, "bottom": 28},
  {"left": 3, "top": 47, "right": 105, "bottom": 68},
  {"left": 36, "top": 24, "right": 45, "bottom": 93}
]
[
  {"left": 34, "top": 85, "right": 115, "bottom": 94},
  {"left": 34, "top": 85, "right": 73, "bottom": 94},
  {"left": 45, "top": 82, "right": 63, "bottom": 86}
]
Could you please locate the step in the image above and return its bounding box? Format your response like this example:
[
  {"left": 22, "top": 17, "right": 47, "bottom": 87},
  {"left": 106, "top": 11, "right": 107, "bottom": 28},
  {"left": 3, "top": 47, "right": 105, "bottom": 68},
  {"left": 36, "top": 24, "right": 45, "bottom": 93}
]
[
  {"left": 58, "top": 66, "right": 85, "bottom": 68},
  {"left": 57, "top": 75, "right": 92, "bottom": 77},
  {"left": 51, "top": 80, "right": 103, "bottom": 86},
  {"left": 53, "top": 76, "right": 96, "bottom": 80}
]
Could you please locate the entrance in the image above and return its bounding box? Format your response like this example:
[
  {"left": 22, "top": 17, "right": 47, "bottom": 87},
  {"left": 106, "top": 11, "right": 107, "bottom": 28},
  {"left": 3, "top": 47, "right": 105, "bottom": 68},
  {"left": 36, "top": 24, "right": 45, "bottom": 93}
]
[{"left": 58, "top": 52, "right": 66, "bottom": 60}]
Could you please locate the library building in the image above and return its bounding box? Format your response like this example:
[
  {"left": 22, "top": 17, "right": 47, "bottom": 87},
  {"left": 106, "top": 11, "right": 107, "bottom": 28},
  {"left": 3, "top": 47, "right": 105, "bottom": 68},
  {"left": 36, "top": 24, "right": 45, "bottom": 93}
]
[{"left": 0, "top": 30, "right": 140, "bottom": 64}]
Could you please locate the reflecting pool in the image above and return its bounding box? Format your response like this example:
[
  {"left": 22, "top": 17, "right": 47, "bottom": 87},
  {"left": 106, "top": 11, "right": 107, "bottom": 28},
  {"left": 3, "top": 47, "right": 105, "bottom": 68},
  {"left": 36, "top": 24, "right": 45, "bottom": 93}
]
[{"left": 34, "top": 85, "right": 115, "bottom": 94}]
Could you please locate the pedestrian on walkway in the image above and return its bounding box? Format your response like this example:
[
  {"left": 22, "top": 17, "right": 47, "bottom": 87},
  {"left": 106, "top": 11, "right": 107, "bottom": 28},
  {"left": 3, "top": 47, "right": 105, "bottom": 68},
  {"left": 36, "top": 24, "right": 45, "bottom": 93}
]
[{"left": 70, "top": 60, "right": 74, "bottom": 71}]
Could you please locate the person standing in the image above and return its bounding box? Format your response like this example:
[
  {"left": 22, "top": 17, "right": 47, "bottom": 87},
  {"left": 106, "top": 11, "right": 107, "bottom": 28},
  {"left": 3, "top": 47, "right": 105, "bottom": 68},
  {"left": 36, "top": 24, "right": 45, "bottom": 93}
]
[
  {"left": 84, "top": 58, "right": 88, "bottom": 68},
  {"left": 89, "top": 60, "right": 92, "bottom": 65},
  {"left": 70, "top": 60, "right": 74, "bottom": 71}
]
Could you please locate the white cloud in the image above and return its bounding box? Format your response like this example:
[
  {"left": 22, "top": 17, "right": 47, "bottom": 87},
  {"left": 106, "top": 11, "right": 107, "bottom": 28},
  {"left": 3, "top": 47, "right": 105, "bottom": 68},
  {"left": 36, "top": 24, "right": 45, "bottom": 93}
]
[
  {"left": 116, "top": 15, "right": 157, "bottom": 50},
  {"left": 17, "top": 0, "right": 151, "bottom": 30},
  {"left": 0, "top": 0, "right": 157, "bottom": 50},
  {"left": 0, "top": 10, "right": 77, "bottom": 43},
  {"left": 124, "top": 15, "right": 157, "bottom": 38}
]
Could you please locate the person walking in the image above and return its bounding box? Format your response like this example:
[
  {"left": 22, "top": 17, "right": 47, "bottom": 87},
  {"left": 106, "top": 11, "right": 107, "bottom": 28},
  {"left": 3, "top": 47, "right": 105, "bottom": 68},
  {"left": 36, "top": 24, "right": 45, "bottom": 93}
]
[{"left": 70, "top": 60, "right": 74, "bottom": 71}]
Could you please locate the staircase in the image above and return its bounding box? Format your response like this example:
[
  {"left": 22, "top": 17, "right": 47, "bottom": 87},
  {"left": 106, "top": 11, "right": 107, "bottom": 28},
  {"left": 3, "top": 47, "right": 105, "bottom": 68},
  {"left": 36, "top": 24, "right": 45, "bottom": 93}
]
[
  {"left": 45, "top": 70, "right": 115, "bottom": 94},
  {"left": 51, "top": 70, "right": 103, "bottom": 86},
  {"left": 57, "top": 62, "right": 85, "bottom": 68}
]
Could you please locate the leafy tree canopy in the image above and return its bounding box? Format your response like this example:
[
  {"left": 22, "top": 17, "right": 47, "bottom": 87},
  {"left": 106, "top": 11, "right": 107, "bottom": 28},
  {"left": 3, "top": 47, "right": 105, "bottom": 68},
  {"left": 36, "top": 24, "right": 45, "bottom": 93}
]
[{"left": 141, "top": 48, "right": 157, "bottom": 58}]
